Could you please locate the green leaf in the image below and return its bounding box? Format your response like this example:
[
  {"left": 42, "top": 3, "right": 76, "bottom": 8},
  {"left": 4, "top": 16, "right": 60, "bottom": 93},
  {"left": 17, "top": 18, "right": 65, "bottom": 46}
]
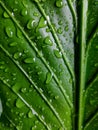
[{"left": 0, "top": 0, "right": 98, "bottom": 130}]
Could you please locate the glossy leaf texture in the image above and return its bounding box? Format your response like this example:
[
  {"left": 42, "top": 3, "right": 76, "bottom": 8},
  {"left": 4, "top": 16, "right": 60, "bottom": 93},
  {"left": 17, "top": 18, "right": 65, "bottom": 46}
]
[{"left": 0, "top": 0, "right": 98, "bottom": 130}]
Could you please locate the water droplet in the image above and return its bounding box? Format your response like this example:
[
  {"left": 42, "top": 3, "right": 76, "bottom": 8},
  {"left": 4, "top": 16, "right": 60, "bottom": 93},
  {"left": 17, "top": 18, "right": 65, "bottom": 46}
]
[
  {"left": 58, "top": 20, "right": 63, "bottom": 25},
  {"left": 46, "top": 28, "right": 50, "bottom": 32},
  {"left": 37, "top": 17, "right": 47, "bottom": 29},
  {"left": 5, "top": 26, "right": 14, "bottom": 38},
  {"left": 44, "top": 36, "right": 53, "bottom": 46},
  {"left": 55, "top": 0, "right": 63, "bottom": 8},
  {"left": 35, "top": 120, "right": 38, "bottom": 124},
  {"left": 54, "top": 49, "right": 62, "bottom": 58},
  {"left": 12, "top": 84, "right": 19, "bottom": 92},
  {"left": 27, "top": 19, "right": 35, "bottom": 29},
  {"left": 21, "top": 88, "right": 27, "bottom": 93},
  {"left": 14, "top": 52, "right": 22, "bottom": 59},
  {"left": 9, "top": 42, "right": 17, "bottom": 47},
  {"left": 24, "top": 57, "right": 35, "bottom": 63},
  {"left": 16, "top": 99, "right": 24, "bottom": 108},
  {"left": 21, "top": 8, "right": 28, "bottom": 16},
  {"left": 4, "top": 68, "right": 9, "bottom": 72},
  {"left": 55, "top": 95, "right": 59, "bottom": 99},
  {"left": 19, "top": 112, "right": 24, "bottom": 117},
  {"left": 3, "top": 11, "right": 9, "bottom": 18},
  {"left": 96, "top": 46, "right": 98, "bottom": 49},
  {"left": 0, "top": 65, "right": 5, "bottom": 70},
  {"left": 94, "top": 63, "right": 98, "bottom": 67},
  {"left": 28, "top": 110, "right": 33, "bottom": 118},
  {"left": 22, "top": 0, "right": 28, "bottom": 8},
  {"left": 57, "top": 27, "right": 63, "bottom": 34},
  {"left": 65, "top": 25, "right": 69, "bottom": 31},
  {"left": 59, "top": 127, "right": 64, "bottom": 130},
  {"left": 17, "top": 29, "right": 23, "bottom": 38},
  {"left": 32, "top": 125, "right": 37, "bottom": 130},
  {"left": 33, "top": 12, "right": 39, "bottom": 17},
  {"left": 46, "top": 72, "right": 52, "bottom": 84}
]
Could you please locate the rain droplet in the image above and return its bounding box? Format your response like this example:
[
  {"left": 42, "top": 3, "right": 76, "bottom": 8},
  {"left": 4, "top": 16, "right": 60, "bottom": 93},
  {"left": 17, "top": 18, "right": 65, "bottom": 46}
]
[
  {"left": 44, "top": 36, "right": 53, "bottom": 46},
  {"left": 9, "top": 42, "right": 17, "bottom": 47},
  {"left": 37, "top": 17, "right": 47, "bottom": 29},
  {"left": 57, "top": 27, "right": 63, "bottom": 34},
  {"left": 33, "top": 12, "right": 39, "bottom": 17},
  {"left": 32, "top": 125, "right": 37, "bottom": 130},
  {"left": 27, "top": 19, "right": 35, "bottom": 29},
  {"left": 16, "top": 99, "right": 24, "bottom": 108},
  {"left": 58, "top": 20, "right": 63, "bottom": 25},
  {"left": 3, "top": 11, "right": 9, "bottom": 18},
  {"left": 28, "top": 110, "right": 33, "bottom": 118},
  {"left": 17, "top": 29, "right": 23, "bottom": 38},
  {"left": 46, "top": 72, "right": 52, "bottom": 84},
  {"left": 5, "top": 26, "right": 14, "bottom": 38},
  {"left": 24, "top": 57, "right": 35, "bottom": 63},
  {"left": 55, "top": 95, "right": 59, "bottom": 99},
  {"left": 55, "top": 0, "right": 63, "bottom": 8},
  {"left": 21, "top": 88, "right": 27, "bottom": 93},
  {"left": 65, "top": 25, "right": 69, "bottom": 31},
  {"left": 54, "top": 49, "right": 62, "bottom": 58},
  {"left": 19, "top": 112, "right": 24, "bottom": 117},
  {"left": 21, "top": 8, "right": 28, "bottom": 16},
  {"left": 14, "top": 52, "right": 22, "bottom": 59}
]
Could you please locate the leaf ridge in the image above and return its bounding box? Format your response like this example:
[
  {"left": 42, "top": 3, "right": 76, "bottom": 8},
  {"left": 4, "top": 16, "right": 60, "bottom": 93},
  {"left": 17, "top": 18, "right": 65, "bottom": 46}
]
[
  {"left": 0, "top": 1, "right": 73, "bottom": 109},
  {"left": 0, "top": 44, "right": 65, "bottom": 129},
  {"left": 4, "top": 114, "right": 17, "bottom": 129},
  {"left": 84, "top": 109, "right": 98, "bottom": 130},
  {"left": 34, "top": 0, "right": 75, "bottom": 82},
  {"left": 0, "top": 77, "right": 51, "bottom": 130},
  {"left": 65, "top": 0, "right": 77, "bottom": 28},
  {"left": 85, "top": 73, "right": 98, "bottom": 92}
]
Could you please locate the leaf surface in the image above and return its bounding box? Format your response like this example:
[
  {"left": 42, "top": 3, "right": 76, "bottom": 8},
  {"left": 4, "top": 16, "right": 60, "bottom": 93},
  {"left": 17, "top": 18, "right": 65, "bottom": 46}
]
[{"left": 0, "top": 0, "right": 98, "bottom": 130}]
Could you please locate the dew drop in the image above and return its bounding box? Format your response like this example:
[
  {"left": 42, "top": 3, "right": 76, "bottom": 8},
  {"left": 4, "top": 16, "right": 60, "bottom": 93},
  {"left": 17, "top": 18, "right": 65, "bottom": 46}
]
[
  {"left": 14, "top": 52, "right": 22, "bottom": 59},
  {"left": 16, "top": 99, "right": 24, "bottom": 108},
  {"left": 5, "top": 26, "right": 14, "bottom": 38},
  {"left": 24, "top": 57, "right": 35, "bottom": 63},
  {"left": 65, "top": 25, "right": 69, "bottom": 31},
  {"left": 9, "top": 42, "right": 17, "bottom": 47},
  {"left": 33, "top": 12, "right": 39, "bottom": 17},
  {"left": 27, "top": 19, "right": 35, "bottom": 29},
  {"left": 54, "top": 49, "right": 62, "bottom": 58},
  {"left": 35, "top": 120, "right": 38, "bottom": 124},
  {"left": 21, "top": 8, "right": 28, "bottom": 16},
  {"left": 58, "top": 20, "right": 63, "bottom": 25},
  {"left": 94, "top": 63, "right": 98, "bottom": 67},
  {"left": 32, "top": 125, "right": 37, "bottom": 130},
  {"left": 55, "top": 0, "right": 63, "bottom": 8},
  {"left": 21, "top": 87, "right": 27, "bottom": 93},
  {"left": 57, "top": 27, "right": 63, "bottom": 34},
  {"left": 3, "top": 11, "right": 9, "bottom": 18},
  {"left": 55, "top": 95, "right": 59, "bottom": 100},
  {"left": 28, "top": 110, "right": 33, "bottom": 118},
  {"left": 0, "top": 65, "right": 5, "bottom": 70},
  {"left": 19, "top": 112, "right": 24, "bottom": 117},
  {"left": 44, "top": 36, "right": 53, "bottom": 46},
  {"left": 59, "top": 127, "right": 64, "bottom": 130},
  {"left": 37, "top": 17, "right": 47, "bottom": 29},
  {"left": 46, "top": 72, "right": 52, "bottom": 84},
  {"left": 17, "top": 29, "right": 23, "bottom": 38}
]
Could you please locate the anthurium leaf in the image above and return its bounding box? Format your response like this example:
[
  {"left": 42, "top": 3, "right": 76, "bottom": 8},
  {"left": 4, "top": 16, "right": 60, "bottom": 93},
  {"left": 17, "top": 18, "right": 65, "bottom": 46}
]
[{"left": 0, "top": 0, "right": 98, "bottom": 130}]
